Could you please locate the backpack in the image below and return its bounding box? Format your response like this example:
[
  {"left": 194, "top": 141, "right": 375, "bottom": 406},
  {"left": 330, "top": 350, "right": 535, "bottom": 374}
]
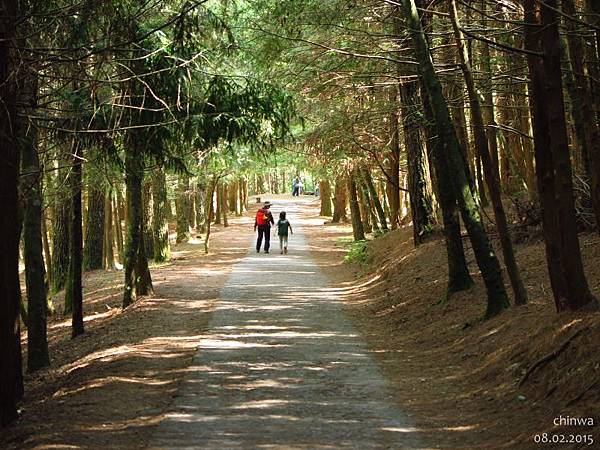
[{"left": 256, "top": 208, "right": 270, "bottom": 226}]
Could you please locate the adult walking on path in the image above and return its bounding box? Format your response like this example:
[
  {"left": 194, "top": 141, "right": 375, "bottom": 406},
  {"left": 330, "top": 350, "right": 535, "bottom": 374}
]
[
  {"left": 149, "top": 197, "right": 423, "bottom": 449},
  {"left": 254, "top": 201, "right": 274, "bottom": 253}
]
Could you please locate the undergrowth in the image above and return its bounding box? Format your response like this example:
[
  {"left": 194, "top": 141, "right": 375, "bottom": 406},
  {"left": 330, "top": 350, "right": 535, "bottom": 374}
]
[{"left": 344, "top": 240, "right": 368, "bottom": 264}]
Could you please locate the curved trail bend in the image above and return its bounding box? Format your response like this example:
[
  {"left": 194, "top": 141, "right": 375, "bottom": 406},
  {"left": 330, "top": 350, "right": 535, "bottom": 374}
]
[{"left": 148, "top": 197, "right": 423, "bottom": 449}]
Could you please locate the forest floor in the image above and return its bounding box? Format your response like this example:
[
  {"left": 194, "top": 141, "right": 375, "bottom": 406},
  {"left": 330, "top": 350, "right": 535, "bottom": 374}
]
[
  {"left": 2, "top": 195, "right": 599, "bottom": 449},
  {"left": 3, "top": 214, "right": 252, "bottom": 449},
  {"left": 307, "top": 202, "right": 600, "bottom": 449}
]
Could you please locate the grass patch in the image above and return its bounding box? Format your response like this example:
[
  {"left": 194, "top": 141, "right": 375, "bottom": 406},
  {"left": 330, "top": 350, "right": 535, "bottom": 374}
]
[{"left": 344, "top": 240, "right": 368, "bottom": 264}]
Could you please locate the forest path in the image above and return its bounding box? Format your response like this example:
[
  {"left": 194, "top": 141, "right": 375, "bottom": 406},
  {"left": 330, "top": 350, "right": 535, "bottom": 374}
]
[{"left": 148, "top": 196, "right": 423, "bottom": 449}]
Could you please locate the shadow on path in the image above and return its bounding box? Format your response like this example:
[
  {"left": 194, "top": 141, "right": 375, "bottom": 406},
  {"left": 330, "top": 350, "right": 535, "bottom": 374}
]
[{"left": 148, "top": 197, "right": 424, "bottom": 449}]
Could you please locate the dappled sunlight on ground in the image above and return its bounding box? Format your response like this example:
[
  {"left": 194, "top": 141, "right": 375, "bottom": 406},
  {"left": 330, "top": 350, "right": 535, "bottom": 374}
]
[
  {"left": 148, "top": 196, "right": 423, "bottom": 449},
  {"left": 303, "top": 195, "right": 600, "bottom": 449},
  {"left": 4, "top": 213, "right": 253, "bottom": 449}
]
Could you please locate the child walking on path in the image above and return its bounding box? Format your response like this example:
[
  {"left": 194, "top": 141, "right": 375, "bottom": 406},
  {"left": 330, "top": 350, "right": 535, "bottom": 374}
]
[{"left": 277, "top": 211, "right": 293, "bottom": 254}]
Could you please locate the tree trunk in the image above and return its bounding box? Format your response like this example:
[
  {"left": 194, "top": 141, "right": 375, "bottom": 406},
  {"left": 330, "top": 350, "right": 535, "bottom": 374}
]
[
  {"left": 563, "top": 0, "right": 600, "bottom": 231},
  {"left": 418, "top": 31, "right": 473, "bottom": 296},
  {"left": 358, "top": 179, "right": 372, "bottom": 234},
  {"left": 20, "top": 71, "right": 49, "bottom": 372},
  {"left": 152, "top": 168, "right": 170, "bottom": 262},
  {"left": 229, "top": 180, "right": 238, "bottom": 214},
  {"left": 64, "top": 139, "right": 84, "bottom": 336},
  {"left": 400, "top": 80, "right": 434, "bottom": 244},
  {"left": 204, "top": 178, "right": 217, "bottom": 254},
  {"left": 347, "top": 172, "right": 365, "bottom": 241},
  {"left": 196, "top": 178, "right": 206, "bottom": 233},
  {"left": 319, "top": 180, "right": 333, "bottom": 216},
  {"left": 403, "top": 0, "right": 509, "bottom": 317},
  {"left": 135, "top": 222, "right": 154, "bottom": 296},
  {"left": 332, "top": 176, "right": 348, "bottom": 223},
  {"left": 103, "top": 194, "right": 116, "bottom": 270},
  {"left": 242, "top": 178, "right": 249, "bottom": 211},
  {"left": 450, "top": 0, "right": 527, "bottom": 306},
  {"left": 388, "top": 90, "right": 402, "bottom": 229},
  {"left": 142, "top": 178, "right": 154, "bottom": 258},
  {"left": 478, "top": 7, "right": 501, "bottom": 186},
  {"left": 221, "top": 183, "right": 229, "bottom": 227},
  {"left": 524, "top": 0, "right": 597, "bottom": 311},
  {"left": 214, "top": 180, "right": 222, "bottom": 225},
  {"left": 361, "top": 169, "right": 388, "bottom": 231},
  {"left": 176, "top": 175, "right": 190, "bottom": 243},
  {"left": 123, "top": 137, "right": 151, "bottom": 308},
  {"left": 188, "top": 181, "right": 196, "bottom": 231},
  {"left": 585, "top": 0, "right": 600, "bottom": 126},
  {"left": 113, "top": 194, "right": 124, "bottom": 264},
  {"left": 237, "top": 178, "right": 242, "bottom": 213},
  {"left": 41, "top": 212, "right": 52, "bottom": 286},
  {"left": 50, "top": 175, "right": 70, "bottom": 293},
  {"left": 83, "top": 188, "right": 104, "bottom": 271}
]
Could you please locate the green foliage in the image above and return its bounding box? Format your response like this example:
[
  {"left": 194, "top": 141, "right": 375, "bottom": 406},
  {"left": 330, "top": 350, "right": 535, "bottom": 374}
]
[{"left": 344, "top": 240, "right": 368, "bottom": 265}]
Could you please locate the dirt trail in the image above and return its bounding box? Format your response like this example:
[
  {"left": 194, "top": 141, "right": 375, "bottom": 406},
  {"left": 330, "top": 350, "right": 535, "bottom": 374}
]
[{"left": 147, "top": 196, "right": 423, "bottom": 449}]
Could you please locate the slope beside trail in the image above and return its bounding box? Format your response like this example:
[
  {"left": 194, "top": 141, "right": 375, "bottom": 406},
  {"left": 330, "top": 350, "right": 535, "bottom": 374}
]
[{"left": 148, "top": 196, "right": 423, "bottom": 449}]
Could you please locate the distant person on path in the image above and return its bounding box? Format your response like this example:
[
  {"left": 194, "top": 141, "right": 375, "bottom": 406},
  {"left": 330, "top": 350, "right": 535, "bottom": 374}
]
[
  {"left": 292, "top": 177, "right": 300, "bottom": 196},
  {"left": 297, "top": 179, "right": 303, "bottom": 195},
  {"left": 277, "top": 211, "right": 293, "bottom": 254},
  {"left": 254, "top": 201, "right": 274, "bottom": 253}
]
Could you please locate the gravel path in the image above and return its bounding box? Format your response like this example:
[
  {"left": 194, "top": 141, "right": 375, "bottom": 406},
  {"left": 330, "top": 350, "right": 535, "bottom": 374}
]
[{"left": 148, "top": 198, "right": 424, "bottom": 449}]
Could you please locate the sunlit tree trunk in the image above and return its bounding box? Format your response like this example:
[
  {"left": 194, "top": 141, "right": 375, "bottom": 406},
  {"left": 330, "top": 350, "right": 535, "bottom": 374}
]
[
  {"left": 135, "top": 221, "right": 153, "bottom": 297},
  {"left": 176, "top": 175, "right": 191, "bottom": 242},
  {"left": 41, "top": 211, "right": 52, "bottom": 286},
  {"left": 152, "top": 168, "right": 170, "bottom": 262},
  {"left": 113, "top": 193, "right": 124, "bottom": 264},
  {"left": 204, "top": 178, "right": 217, "bottom": 254},
  {"left": 196, "top": 178, "right": 206, "bottom": 233},
  {"left": 332, "top": 176, "right": 348, "bottom": 223},
  {"left": 221, "top": 183, "right": 229, "bottom": 227},
  {"left": 319, "top": 180, "right": 333, "bottom": 216},
  {"left": 142, "top": 178, "right": 154, "bottom": 258},
  {"left": 103, "top": 194, "right": 116, "bottom": 270}
]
